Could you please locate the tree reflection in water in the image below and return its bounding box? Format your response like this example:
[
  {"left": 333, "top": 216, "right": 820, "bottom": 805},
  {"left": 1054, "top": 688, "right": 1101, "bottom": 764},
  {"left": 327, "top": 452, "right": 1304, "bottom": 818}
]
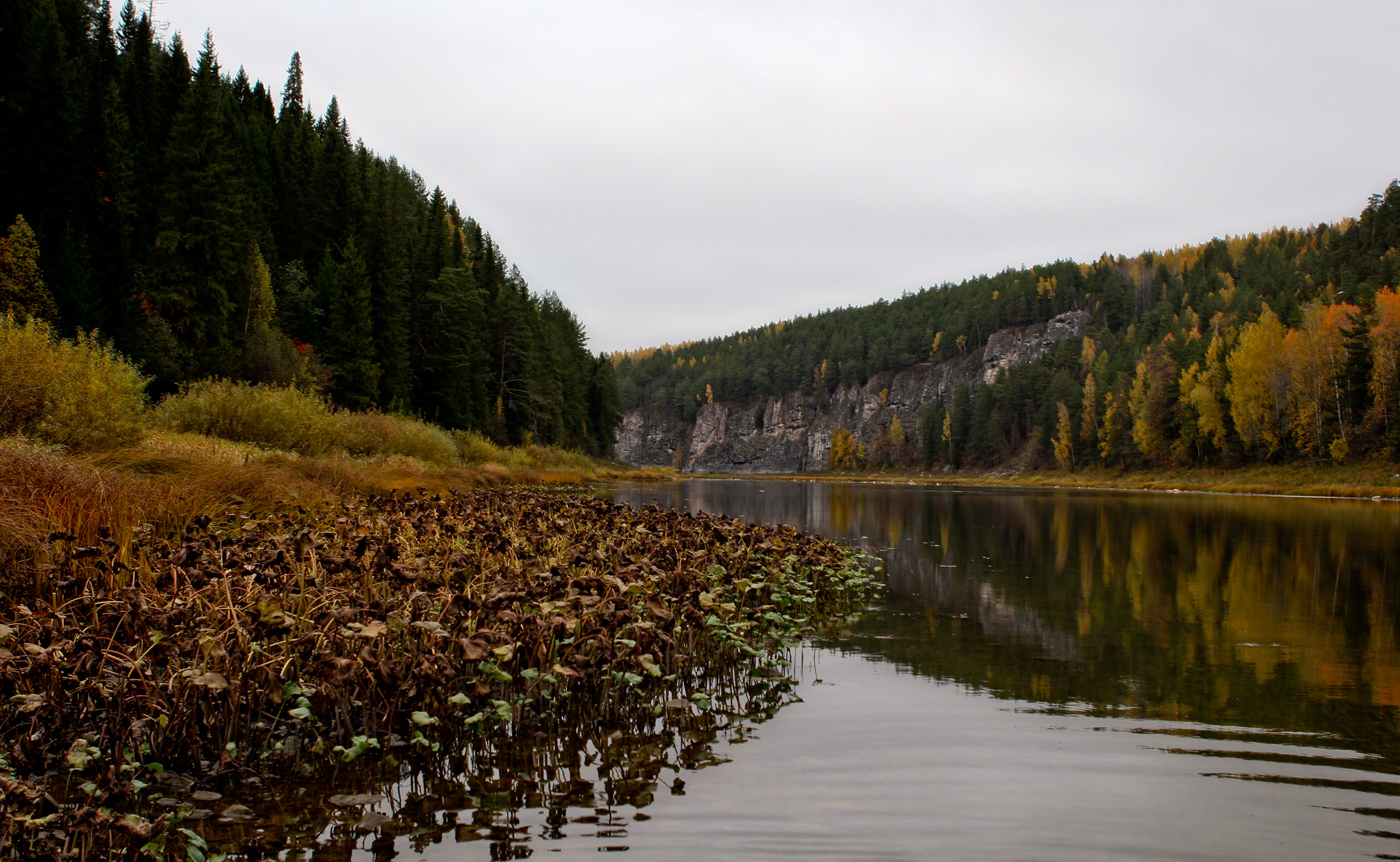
[{"left": 609, "top": 480, "right": 1400, "bottom": 854}]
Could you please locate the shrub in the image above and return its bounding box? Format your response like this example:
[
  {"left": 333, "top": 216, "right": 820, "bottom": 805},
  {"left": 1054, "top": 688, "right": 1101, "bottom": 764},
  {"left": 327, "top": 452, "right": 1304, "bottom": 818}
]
[
  {"left": 0, "top": 313, "right": 147, "bottom": 451},
  {"left": 524, "top": 444, "right": 605, "bottom": 472},
  {"left": 451, "top": 429, "right": 609, "bottom": 472},
  {"left": 339, "top": 411, "right": 459, "bottom": 466},
  {"left": 453, "top": 429, "right": 512, "bottom": 465},
  {"left": 154, "top": 379, "right": 342, "bottom": 456}
]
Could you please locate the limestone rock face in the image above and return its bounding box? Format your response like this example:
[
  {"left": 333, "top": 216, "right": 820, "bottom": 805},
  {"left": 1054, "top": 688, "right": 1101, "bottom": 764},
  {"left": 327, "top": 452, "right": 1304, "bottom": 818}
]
[
  {"left": 981, "top": 310, "right": 1089, "bottom": 384},
  {"left": 615, "top": 310, "right": 1088, "bottom": 473}
]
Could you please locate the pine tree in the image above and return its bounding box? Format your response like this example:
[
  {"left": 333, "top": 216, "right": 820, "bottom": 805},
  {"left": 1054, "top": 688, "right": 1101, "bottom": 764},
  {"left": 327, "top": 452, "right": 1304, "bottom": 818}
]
[
  {"left": 0, "top": 10, "right": 620, "bottom": 451},
  {"left": 1130, "top": 342, "right": 1176, "bottom": 465},
  {"left": 361, "top": 157, "right": 414, "bottom": 409},
  {"left": 949, "top": 383, "right": 972, "bottom": 467},
  {"left": 117, "top": 5, "right": 159, "bottom": 261}
]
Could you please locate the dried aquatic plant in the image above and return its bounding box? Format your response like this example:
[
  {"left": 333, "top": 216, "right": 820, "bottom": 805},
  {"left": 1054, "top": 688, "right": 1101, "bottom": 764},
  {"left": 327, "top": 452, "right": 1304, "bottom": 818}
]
[{"left": 0, "top": 487, "right": 877, "bottom": 860}]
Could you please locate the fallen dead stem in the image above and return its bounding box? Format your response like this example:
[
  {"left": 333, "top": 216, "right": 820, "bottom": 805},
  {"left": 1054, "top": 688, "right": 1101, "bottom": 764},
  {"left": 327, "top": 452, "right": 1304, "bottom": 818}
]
[{"left": 0, "top": 480, "right": 877, "bottom": 860}]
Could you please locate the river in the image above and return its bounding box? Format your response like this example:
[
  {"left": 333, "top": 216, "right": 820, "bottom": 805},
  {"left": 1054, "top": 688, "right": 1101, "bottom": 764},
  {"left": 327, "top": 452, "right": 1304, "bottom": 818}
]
[{"left": 311, "top": 479, "right": 1400, "bottom": 860}]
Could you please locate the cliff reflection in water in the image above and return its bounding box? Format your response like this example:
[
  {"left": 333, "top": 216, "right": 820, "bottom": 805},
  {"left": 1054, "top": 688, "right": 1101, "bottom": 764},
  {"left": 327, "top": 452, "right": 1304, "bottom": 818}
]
[{"left": 609, "top": 480, "right": 1400, "bottom": 754}]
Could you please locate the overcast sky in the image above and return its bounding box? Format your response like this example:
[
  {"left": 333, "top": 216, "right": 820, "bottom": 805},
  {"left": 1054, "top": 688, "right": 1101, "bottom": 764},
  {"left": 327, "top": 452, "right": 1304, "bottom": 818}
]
[{"left": 153, "top": 0, "right": 1400, "bottom": 355}]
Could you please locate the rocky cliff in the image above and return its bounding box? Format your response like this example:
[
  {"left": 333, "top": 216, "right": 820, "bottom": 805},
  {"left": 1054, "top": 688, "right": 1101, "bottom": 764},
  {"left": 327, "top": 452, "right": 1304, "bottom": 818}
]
[{"left": 614, "top": 310, "right": 1088, "bottom": 473}]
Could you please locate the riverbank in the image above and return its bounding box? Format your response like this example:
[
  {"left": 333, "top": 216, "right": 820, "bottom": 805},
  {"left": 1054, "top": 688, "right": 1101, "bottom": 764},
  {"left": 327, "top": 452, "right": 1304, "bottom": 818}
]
[
  {"left": 683, "top": 460, "right": 1400, "bottom": 501},
  {"left": 0, "top": 431, "right": 671, "bottom": 571}
]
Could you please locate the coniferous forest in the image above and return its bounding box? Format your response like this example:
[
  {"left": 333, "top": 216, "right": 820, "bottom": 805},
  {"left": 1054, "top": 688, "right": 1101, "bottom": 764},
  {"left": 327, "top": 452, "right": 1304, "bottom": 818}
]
[
  {"left": 0, "top": 1, "right": 623, "bottom": 454},
  {"left": 616, "top": 182, "right": 1400, "bottom": 471}
]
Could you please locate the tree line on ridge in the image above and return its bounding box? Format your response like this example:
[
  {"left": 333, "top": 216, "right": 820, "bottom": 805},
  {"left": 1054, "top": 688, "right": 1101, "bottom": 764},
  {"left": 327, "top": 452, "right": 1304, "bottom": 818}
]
[{"left": 616, "top": 182, "right": 1400, "bottom": 470}]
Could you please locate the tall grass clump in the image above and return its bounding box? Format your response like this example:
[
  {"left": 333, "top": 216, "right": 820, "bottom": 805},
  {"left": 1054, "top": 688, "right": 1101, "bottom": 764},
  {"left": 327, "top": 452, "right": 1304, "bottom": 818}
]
[
  {"left": 339, "top": 410, "right": 459, "bottom": 466},
  {"left": 154, "top": 379, "right": 343, "bottom": 456},
  {"left": 0, "top": 313, "right": 147, "bottom": 451},
  {"left": 0, "top": 437, "right": 156, "bottom": 582}
]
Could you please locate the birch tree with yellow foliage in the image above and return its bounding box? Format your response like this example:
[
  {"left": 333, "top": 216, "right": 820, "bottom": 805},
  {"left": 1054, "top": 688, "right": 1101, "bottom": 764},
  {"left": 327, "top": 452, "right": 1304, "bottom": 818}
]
[
  {"left": 1176, "top": 331, "right": 1230, "bottom": 460},
  {"left": 1283, "top": 301, "right": 1357, "bottom": 458},
  {"left": 1226, "top": 306, "right": 1289, "bottom": 457}
]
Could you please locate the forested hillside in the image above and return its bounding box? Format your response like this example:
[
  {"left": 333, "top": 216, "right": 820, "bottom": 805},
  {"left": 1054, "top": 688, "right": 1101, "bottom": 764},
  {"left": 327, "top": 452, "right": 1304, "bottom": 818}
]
[
  {"left": 0, "top": 1, "right": 622, "bottom": 452},
  {"left": 616, "top": 182, "right": 1400, "bottom": 469}
]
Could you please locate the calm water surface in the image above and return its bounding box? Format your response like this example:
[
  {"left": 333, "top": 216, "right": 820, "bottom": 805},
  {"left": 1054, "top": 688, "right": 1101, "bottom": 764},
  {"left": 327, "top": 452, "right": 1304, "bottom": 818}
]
[{"left": 352, "top": 481, "right": 1400, "bottom": 860}]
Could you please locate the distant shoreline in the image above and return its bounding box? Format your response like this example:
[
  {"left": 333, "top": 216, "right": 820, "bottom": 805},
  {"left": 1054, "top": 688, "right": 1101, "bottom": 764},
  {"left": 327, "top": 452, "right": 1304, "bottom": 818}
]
[{"left": 662, "top": 462, "right": 1400, "bottom": 502}]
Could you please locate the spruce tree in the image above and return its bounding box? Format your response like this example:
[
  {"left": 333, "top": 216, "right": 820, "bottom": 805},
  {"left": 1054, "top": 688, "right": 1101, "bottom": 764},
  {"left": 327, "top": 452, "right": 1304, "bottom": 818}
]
[
  {"left": 308, "top": 97, "right": 357, "bottom": 258},
  {"left": 273, "top": 52, "right": 315, "bottom": 266},
  {"left": 586, "top": 355, "right": 624, "bottom": 454},
  {"left": 413, "top": 266, "right": 488, "bottom": 427},
  {"left": 146, "top": 31, "right": 248, "bottom": 378},
  {"left": 320, "top": 241, "right": 380, "bottom": 410}
]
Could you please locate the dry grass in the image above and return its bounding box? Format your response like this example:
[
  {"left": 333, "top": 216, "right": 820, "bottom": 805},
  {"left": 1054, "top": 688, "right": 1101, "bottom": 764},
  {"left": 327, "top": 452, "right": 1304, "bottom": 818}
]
[
  {"left": 0, "top": 427, "right": 664, "bottom": 578},
  {"left": 0, "top": 436, "right": 341, "bottom": 580},
  {"left": 0, "top": 438, "right": 152, "bottom": 553}
]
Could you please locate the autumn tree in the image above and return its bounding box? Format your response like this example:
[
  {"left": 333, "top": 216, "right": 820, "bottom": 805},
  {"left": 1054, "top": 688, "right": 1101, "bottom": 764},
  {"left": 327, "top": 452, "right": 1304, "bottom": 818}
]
[
  {"left": 0, "top": 215, "right": 56, "bottom": 321},
  {"left": 889, "top": 414, "right": 911, "bottom": 467},
  {"left": 1052, "top": 402, "right": 1074, "bottom": 470},
  {"left": 1284, "top": 301, "right": 1357, "bottom": 457},
  {"left": 1079, "top": 336, "right": 1096, "bottom": 379},
  {"left": 1367, "top": 287, "right": 1400, "bottom": 452},
  {"left": 1130, "top": 341, "right": 1176, "bottom": 465},
  {"left": 1226, "top": 306, "right": 1289, "bottom": 457},
  {"left": 829, "top": 428, "right": 857, "bottom": 470},
  {"left": 1079, "top": 372, "right": 1098, "bottom": 448},
  {"left": 1176, "top": 331, "right": 1230, "bottom": 461}
]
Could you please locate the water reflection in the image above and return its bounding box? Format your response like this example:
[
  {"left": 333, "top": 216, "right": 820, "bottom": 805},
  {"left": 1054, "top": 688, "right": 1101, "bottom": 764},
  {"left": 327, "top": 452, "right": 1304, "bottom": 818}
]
[
  {"left": 191, "top": 658, "right": 799, "bottom": 860},
  {"left": 607, "top": 480, "right": 1400, "bottom": 857}
]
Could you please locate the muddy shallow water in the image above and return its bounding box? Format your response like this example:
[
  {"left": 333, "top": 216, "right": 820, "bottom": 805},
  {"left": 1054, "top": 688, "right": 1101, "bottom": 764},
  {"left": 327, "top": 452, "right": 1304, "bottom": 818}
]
[{"left": 270, "top": 480, "right": 1400, "bottom": 860}]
